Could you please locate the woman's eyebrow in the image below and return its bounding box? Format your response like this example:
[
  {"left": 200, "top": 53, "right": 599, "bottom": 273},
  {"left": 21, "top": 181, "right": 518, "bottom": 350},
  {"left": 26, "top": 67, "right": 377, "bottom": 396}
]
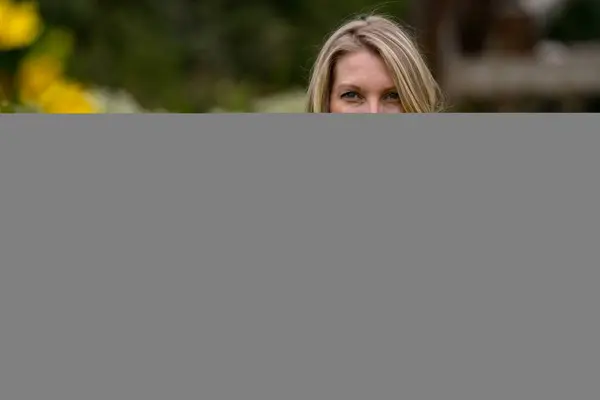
[{"left": 336, "top": 84, "right": 361, "bottom": 91}]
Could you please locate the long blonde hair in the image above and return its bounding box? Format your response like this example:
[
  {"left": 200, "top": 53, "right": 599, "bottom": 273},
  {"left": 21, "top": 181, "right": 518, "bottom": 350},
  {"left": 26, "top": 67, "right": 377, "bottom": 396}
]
[{"left": 306, "top": 14, "right": 444, "bottom": 113}]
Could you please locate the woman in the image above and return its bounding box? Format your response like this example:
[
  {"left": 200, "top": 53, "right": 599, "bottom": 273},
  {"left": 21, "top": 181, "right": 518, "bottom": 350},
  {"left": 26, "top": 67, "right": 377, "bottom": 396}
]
[{"left": 306, "top": 14, "right": 444, "bottom": 113}]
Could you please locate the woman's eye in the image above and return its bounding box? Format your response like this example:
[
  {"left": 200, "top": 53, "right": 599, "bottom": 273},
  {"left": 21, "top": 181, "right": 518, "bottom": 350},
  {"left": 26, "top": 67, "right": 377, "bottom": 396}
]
[
  {"left": 341, "top": 91, "right": 359, "bottom": 99},
  {"left": 385, "top": 92, "right": 400, "bottom": 100}
]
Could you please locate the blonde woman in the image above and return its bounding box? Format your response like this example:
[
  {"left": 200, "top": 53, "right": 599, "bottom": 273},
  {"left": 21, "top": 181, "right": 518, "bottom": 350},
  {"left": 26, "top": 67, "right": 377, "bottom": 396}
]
[{"left": 306, "top": 14, "right": 444, "bottom": 113}]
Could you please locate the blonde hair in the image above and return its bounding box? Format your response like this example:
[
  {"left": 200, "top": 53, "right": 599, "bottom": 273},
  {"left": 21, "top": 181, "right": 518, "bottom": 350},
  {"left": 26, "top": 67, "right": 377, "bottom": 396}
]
[{"left": 306, "top": 14, "right": 444, "bottom": 113}]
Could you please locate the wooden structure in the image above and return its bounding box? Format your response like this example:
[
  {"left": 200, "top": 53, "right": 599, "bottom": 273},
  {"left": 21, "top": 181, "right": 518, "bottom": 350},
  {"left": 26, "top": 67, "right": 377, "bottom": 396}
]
[
  {"left": 410, "top": 0, "right": 600, "bottom": 111},
  {"left": 446, "top": 44, "right": 600, "bottom": 98}
]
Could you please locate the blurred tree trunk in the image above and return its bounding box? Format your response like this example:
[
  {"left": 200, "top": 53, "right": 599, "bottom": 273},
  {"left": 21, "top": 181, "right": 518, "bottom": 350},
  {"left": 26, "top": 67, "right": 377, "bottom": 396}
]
[
  {"left": 411, "top": 0, "right": 495, "bottom": 88},
  {"left": 410, "top": 0, "right": 449, "bottom": 84},
  {"left": 489, "top": 2, "right": 539, "bottom": 111}
]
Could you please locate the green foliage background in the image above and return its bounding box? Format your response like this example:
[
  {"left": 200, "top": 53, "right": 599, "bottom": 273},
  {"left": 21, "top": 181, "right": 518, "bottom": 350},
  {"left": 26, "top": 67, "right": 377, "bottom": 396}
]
[{"left": 34, "top": 0, "right": 600, "bottom": 112}]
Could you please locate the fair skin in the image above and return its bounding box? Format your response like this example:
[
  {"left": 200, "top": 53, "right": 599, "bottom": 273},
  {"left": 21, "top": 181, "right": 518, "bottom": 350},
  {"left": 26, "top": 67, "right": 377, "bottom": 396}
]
[{"left": 329, "top": 49, "right": 403, "bottom": 113}]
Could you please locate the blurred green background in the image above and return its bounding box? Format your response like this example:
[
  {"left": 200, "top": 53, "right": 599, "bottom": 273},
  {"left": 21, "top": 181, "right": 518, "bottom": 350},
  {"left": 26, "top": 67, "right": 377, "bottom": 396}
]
[{"left": 1, "top": 0, "right": 600, "bottom": 112}]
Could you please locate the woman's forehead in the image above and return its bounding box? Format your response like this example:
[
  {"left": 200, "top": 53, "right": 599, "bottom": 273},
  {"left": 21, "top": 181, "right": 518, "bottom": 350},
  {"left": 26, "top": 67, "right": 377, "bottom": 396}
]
[{"left": 333, "top": 50, "right": 395, "bottom": 89}]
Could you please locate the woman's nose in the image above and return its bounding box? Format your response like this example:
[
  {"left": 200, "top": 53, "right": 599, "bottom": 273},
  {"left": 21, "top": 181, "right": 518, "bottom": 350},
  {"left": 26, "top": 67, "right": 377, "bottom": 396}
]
[{"left": 367, "top": 100, "right": 381, "bottom": 113}]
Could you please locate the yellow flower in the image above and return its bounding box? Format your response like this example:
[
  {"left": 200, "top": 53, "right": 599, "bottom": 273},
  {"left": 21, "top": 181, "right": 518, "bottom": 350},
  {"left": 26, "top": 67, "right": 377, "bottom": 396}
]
[
  {"left": 37, "top": 79, "right": 99, "bottom": 113},
  {"left": 17, "top": 54, "right": 63, "bottom": 104},
  {"left": 0, "top": 0, "right": 43, "bottom": 50}
]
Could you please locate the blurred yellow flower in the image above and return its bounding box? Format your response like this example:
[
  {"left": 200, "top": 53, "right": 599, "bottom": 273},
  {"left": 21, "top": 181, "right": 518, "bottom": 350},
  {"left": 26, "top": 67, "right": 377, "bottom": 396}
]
[
  {"left": 37, "top": 80, "right": 99, "bottom": 113},
  {"left": 0, "top": 0, "right": 43, "bottom": 50},
  {"left": 17, "top": 54, "right": 63, "bottom": 104}
]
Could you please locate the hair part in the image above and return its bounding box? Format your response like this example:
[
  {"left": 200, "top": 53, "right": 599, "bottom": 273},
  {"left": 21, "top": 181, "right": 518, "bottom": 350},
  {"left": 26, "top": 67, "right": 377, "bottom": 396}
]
[{"left": 306, "top": 14, "right": 444, "bottom": 113}]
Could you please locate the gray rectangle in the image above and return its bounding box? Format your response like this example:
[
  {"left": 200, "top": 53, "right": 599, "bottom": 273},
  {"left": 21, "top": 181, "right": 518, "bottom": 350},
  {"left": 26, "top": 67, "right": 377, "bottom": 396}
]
[{"left": 1, "top": 115, "right": 599, "bottom": 400}]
